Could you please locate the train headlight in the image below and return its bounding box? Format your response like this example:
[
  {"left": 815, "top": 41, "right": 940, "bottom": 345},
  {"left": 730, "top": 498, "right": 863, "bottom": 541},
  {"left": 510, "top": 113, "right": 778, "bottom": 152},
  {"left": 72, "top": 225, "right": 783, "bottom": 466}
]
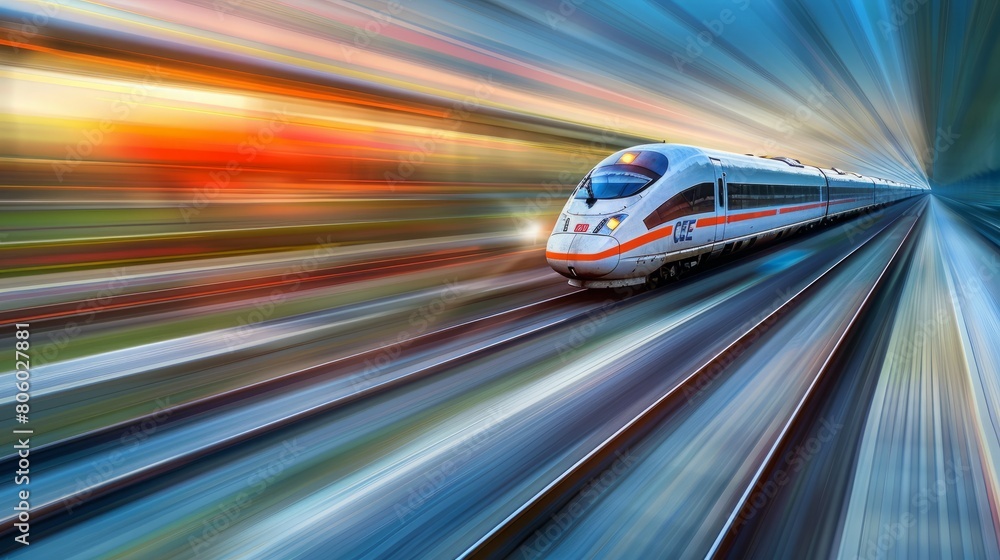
[{"left": 593, "top": 214, "right": 627, "bottom": 234}]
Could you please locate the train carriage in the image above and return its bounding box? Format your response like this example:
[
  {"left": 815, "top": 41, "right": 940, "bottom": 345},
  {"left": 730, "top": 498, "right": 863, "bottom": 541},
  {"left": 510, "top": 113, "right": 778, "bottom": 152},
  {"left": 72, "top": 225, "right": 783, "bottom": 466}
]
[
  {"left": 822, "top": 168, "right": 875, "bottom": 217},
  {"left": 546, "top": 143, "right": 924, "bottom": 288}
]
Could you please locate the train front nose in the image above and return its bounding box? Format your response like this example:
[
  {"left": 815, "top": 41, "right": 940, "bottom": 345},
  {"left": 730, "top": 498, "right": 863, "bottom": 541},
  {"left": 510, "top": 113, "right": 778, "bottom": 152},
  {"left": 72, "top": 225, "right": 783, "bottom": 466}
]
[{"left": 546, "top": 233, "right": 621, "bottom": 278}]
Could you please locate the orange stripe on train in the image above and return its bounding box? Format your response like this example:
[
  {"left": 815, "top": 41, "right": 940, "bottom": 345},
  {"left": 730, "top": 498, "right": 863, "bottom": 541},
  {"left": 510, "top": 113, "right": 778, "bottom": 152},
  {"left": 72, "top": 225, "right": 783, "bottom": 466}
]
[
  {"left": 546, "top": 225, "right": 674, "bottom": 261},
  {"left": 727, "top": 209, "right": 777, "bottom": 223},
  {"left": 547, "top": 199, "right": 858, "bottom": 261}
]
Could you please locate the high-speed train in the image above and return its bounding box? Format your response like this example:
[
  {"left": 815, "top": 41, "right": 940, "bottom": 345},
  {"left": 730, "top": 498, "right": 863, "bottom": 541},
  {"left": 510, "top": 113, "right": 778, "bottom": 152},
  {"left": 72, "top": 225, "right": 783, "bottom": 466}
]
[{"left": 546, "top": 143, "right": 927, "bottom": 288}]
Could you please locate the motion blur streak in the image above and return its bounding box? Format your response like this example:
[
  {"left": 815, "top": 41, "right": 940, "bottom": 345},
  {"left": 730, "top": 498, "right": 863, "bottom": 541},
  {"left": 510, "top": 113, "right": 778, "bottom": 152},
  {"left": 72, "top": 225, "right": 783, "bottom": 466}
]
[
  {"left": 836, "top": 199, "right": 1000, "bottom": 560},
  {"left": 0, "top": 1, "right": 998, "bottom": 559}
]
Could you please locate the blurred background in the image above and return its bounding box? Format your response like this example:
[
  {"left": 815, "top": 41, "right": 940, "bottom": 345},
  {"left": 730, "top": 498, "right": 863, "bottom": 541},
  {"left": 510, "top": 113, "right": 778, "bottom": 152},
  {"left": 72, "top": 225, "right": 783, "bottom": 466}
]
[
  {"left": 2, "top": 0, "right": 996, "bottom": 274},
  {"left": 2, "top": 1, "right": 999, "bottom": 559}
]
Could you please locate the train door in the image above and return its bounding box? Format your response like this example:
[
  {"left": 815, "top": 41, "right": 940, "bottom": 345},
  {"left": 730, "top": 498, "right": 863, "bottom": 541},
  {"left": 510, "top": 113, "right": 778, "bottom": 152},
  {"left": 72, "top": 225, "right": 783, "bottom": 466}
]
[{"left": 710, "top": 158, "right": 727, "bottom": 243}]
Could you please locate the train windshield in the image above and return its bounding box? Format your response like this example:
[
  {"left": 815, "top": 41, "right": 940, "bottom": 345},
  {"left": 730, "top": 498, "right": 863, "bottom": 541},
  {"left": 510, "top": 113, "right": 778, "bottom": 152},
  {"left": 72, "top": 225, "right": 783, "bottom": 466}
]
[
  {"left": 574, "top": 171, "right": 655, "bottom": 199},
  {"left": 573, "top": 150, "right": 668, "bottom": 200}
]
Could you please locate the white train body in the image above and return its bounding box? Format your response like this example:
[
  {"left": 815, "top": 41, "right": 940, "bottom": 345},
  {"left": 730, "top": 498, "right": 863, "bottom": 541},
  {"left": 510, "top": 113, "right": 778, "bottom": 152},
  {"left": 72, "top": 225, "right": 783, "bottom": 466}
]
[{"left": 546, "top": 144, "right": 926, "bottom": 288}]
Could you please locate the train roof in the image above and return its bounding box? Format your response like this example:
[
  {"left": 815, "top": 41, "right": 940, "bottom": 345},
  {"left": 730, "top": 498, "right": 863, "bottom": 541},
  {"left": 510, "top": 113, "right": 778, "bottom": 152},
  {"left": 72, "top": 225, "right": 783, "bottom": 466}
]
[
  {"left": 619, "top": 143, "right": 923, "bottom": 188},
  {"left": 623, "top": 143, "right": 826, "bottom": 180},
  {"left": 624, "top": 142, "right": 936, "bottom": 189}
]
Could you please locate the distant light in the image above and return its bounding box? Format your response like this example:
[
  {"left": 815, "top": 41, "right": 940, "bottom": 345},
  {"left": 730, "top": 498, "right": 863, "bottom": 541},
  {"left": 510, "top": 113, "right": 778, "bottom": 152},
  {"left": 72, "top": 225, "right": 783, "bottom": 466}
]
[
  {"left": 607, "top": 216, "right": 621, "bottom": 230},
  {"left": 619, "top": 152, "right": 637, "bottom": 164},
  {"left": 519, "top": 221, "right": 541, "bottom": 244}
]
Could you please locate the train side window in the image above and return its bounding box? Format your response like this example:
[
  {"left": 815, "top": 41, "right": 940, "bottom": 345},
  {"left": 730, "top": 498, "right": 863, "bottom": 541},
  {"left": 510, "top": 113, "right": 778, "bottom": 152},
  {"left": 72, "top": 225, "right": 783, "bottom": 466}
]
[
  {"left": 717, "top": 179, "right": 724, "bottom": 207},
  {"left": 728, "top": 183, "right": 746, "bottom": 210},
  {"left": 685, "top": 182, "right": 715, "bottom": 214},
  {"left": 726, "top": 183, "right": 823, "bottom": 208},
  {"left": 643, "top": 182, "right": 715, "bottom": 229}
]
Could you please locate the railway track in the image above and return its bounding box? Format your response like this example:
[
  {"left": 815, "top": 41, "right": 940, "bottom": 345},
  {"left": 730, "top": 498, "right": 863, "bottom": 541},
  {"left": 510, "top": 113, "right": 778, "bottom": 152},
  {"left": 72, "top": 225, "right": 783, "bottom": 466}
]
[
  {"left": 0, "top": 285, "right": 635, "bottom": 534},
  {"left": 704, "top": 198, "right": 924, "bottom": 558},
  {"left": 9, "top": 286, "right": 588, "bottom": 457},
  {"left": 0, "top": 245, "right": 536, "bottom": 327},
  {"left": 1, "top": 199, "right": 927, "bottom": 550},
  {"left": 460, "top": 197, "right": 926, "bottom": 559}
]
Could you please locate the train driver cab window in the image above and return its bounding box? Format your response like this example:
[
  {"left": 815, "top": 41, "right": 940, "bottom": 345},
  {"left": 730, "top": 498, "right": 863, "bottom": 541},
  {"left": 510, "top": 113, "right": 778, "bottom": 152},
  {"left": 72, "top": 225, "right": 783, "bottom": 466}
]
[
  {"left": 643, "top": 182, "right": 715, "bottom": 229},
  {"left": 573, "top": 151, "right": 669, "bottom": 200}
]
